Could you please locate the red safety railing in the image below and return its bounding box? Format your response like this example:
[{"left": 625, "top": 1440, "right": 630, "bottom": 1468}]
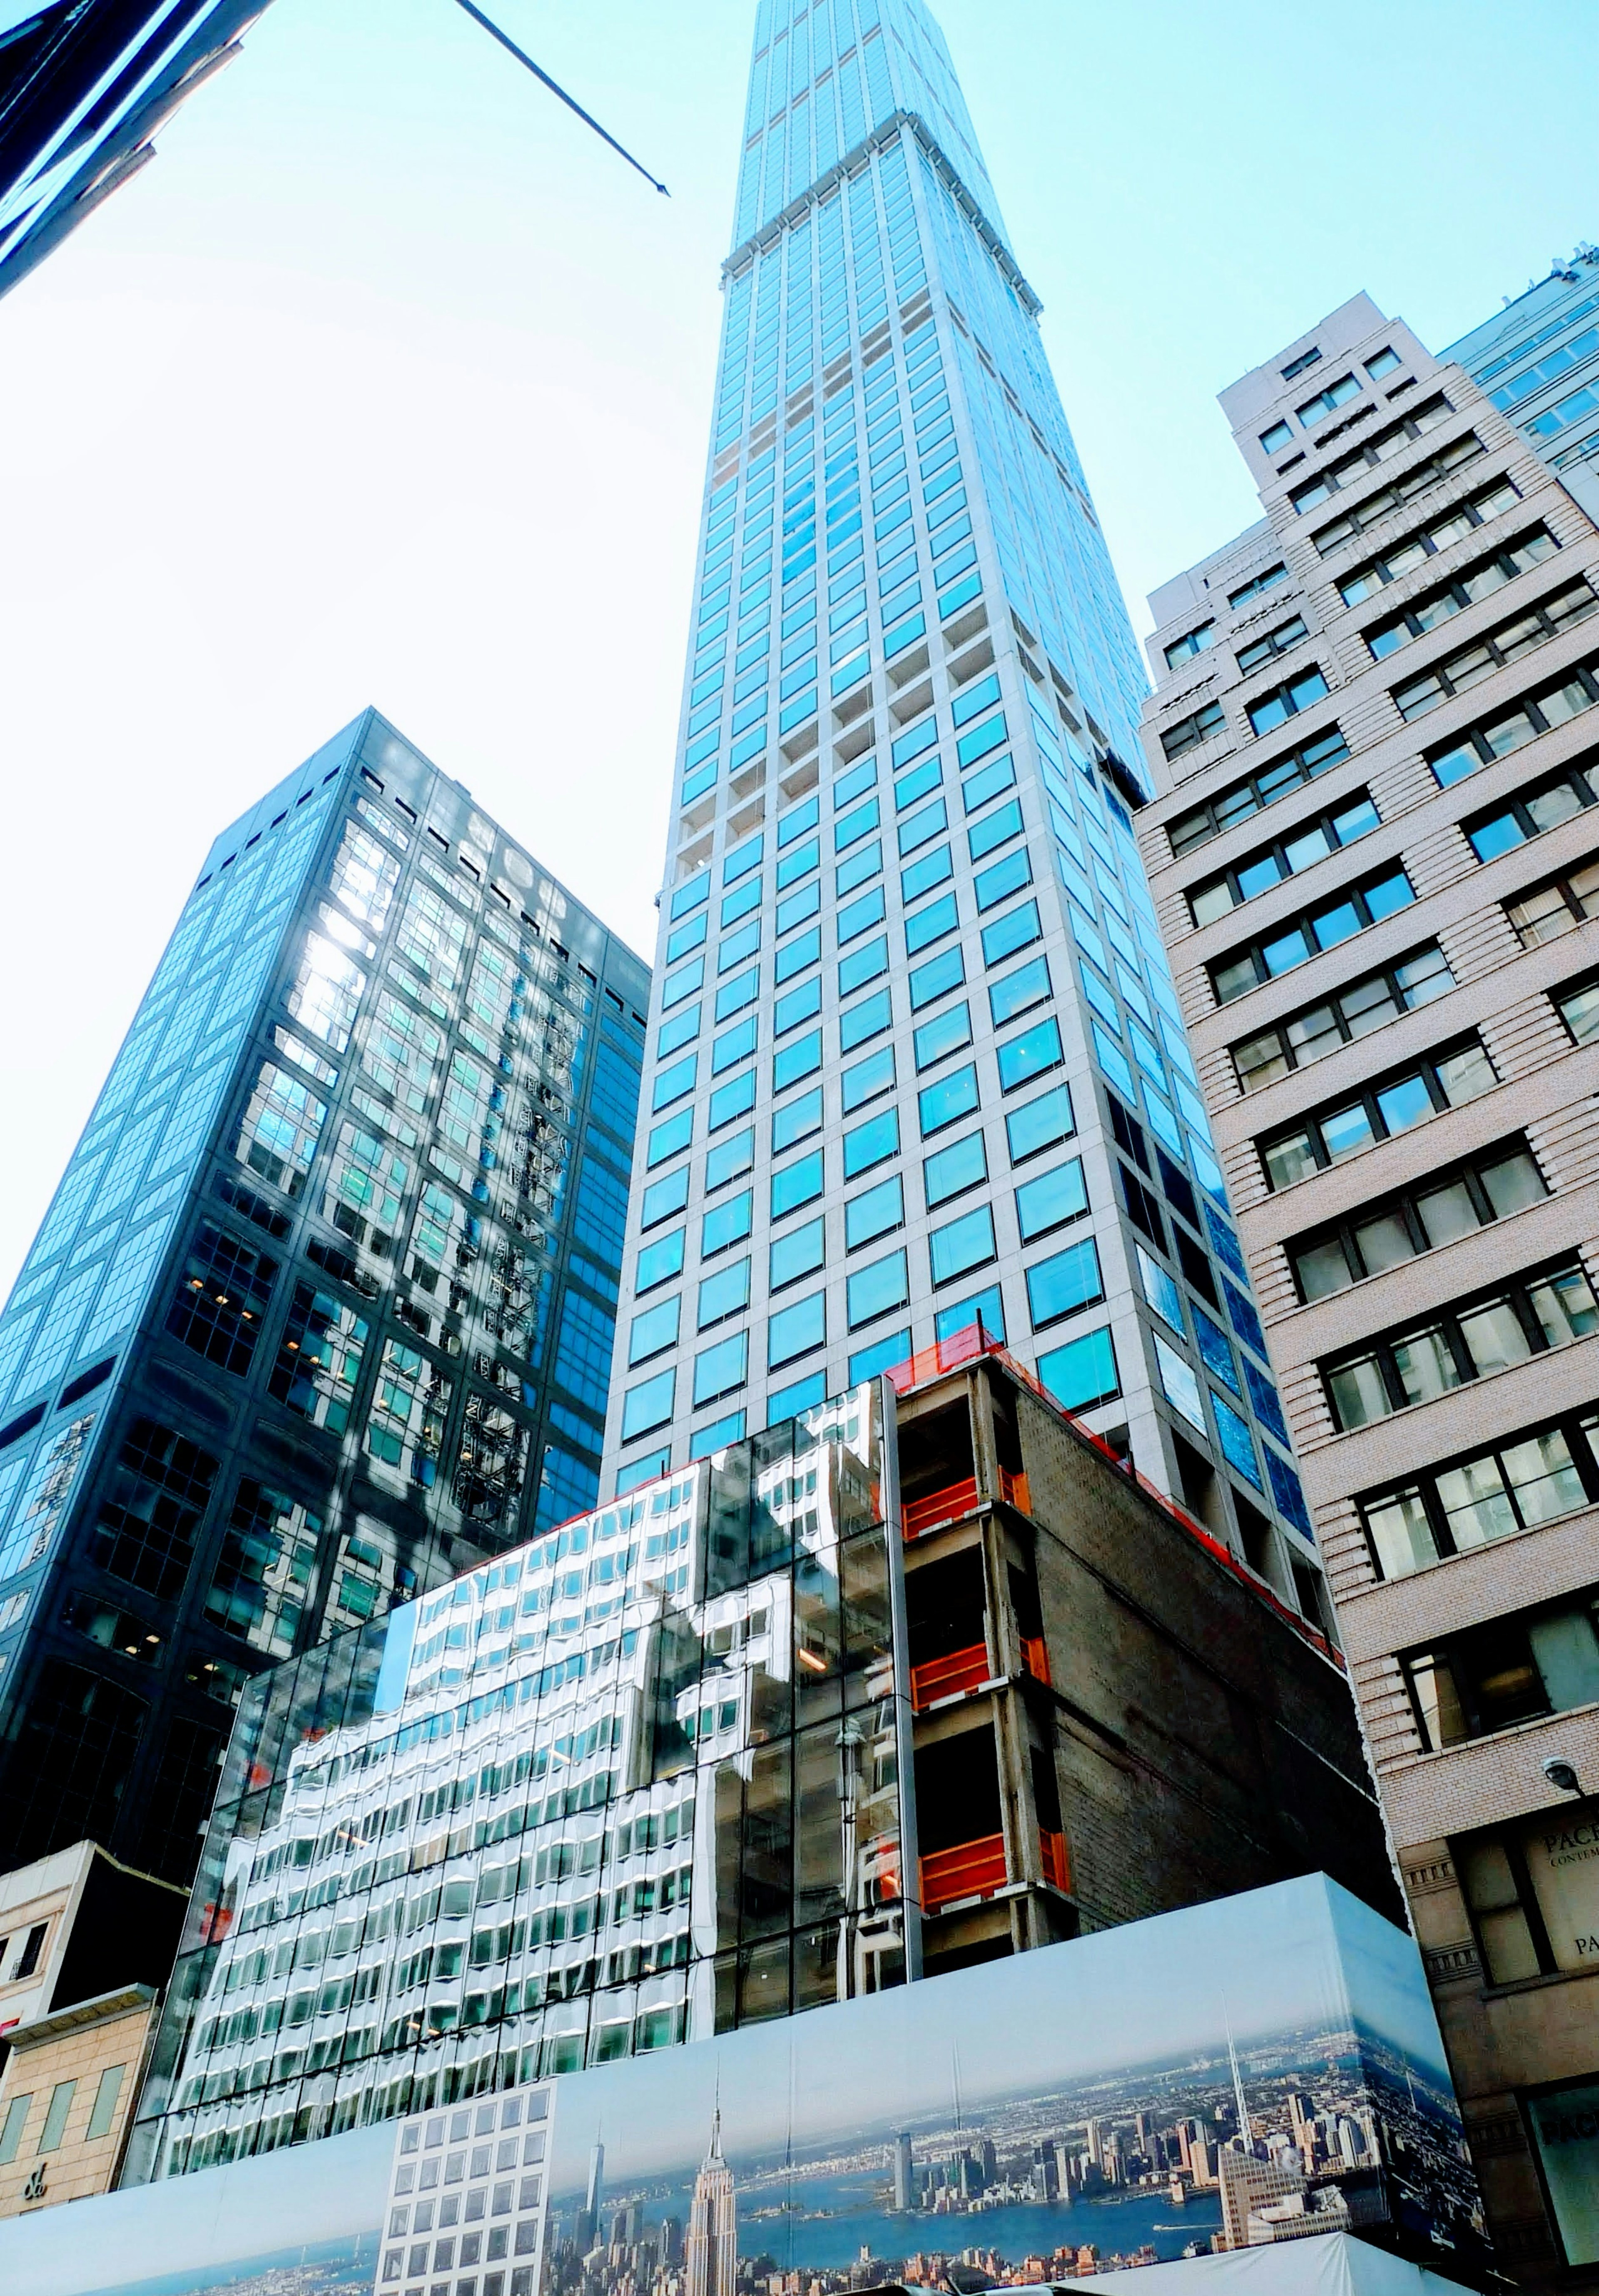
[
  {"left": 883, "top": 1323, "right": 1343, "bottom": 1672},
  {"left": 1021, "top": 1634, "right": 1051, "bottom": 1688},
  {"left": 1039, "top": 1829, "right": 1071, "bottom": 1893},
  {"left": 909, "top": 1642, "right": 990, "bottom": 1710},
  {"left": 921, "top": 1833, "right": 1008, "bottom": 1914},
  {"left": 900, "top": 1476, "right": 978, "bottom": 1540}
]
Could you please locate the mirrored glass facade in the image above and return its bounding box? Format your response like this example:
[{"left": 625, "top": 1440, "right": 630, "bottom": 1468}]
[
  {"left": 0, "top": 711, "right": 648, "bottom": 1885},
  {"left": 126, "top": 1387, "right": 910, "bottom": 2178},
  {"left": 600, "top": 0, "right": 1322, "bottom": 1621}
]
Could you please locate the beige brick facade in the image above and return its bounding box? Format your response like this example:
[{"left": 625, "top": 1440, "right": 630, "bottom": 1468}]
[
  {"left": 1138, "top": 292, "right": 1599, "bottom": 2287},
  {"left": 0, "top": 1987, "right": 155, "bottom": 2216}
]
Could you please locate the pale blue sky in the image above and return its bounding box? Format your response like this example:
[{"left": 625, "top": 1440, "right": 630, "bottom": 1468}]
[{"left": 0, "top": 0, "right": 1593, "bottom": 1297}]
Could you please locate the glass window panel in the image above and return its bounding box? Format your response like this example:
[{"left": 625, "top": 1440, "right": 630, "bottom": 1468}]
[
  {"left": 1321, "top": 1101, "right": 1377, "bottom": 1162},
  {"left": 1479, "top": 1151, "right": 1546, "bottom": 1218},
  {"left": 1015, "top": 1159, "right": 1088, "bottom": 1244},
  {"left": 1529, "top": 1267, "right": 1599, "bottom": 1346},
  {"left": 1353, "top": 1210, "right": 1416, "bottom": 1273},
  {"left": 1376, "top": 1075, "right": 1435, "bottom": 1136},
  {"left": 1391, "top": 1326, "right": 1462, "bottom": 1408},
  {"left": 1330, "top": 1355, "right": 1390, "bottom": 1429},
  {"left": 845, "top": 1175, "right": 904, "bottom": 1251},
  {"left": 1502, "top": 1430, "right": 1586, "bottom": 1526},
  {"left": 1284, "top": 1002, "right": 1342, "bottom": 1062},
  {"left": 1296, "top": 1236, "right": 1354, "bottom": 1300},
  {"left": 1264, "top": 1129, "right": 1320, "bottom": 1191},
  {"left": 1413, "top": 1179, "right": 1479, "bottom": 1249},
  {"left": 1366, "top": 1485, "right": 1438, "bottom": 1577},
  {"left": 1435, "top": 1043, "right": 1496, "bottom": 1104},
  {"left": 846, "top": 1249, "right": 909, "bottom": 1329},
  {"left": 770, "top": 1218, "right": 825, "bottom": 1292},
  {"left": 1436, "top": 1453, "right": 1518, "bottom": 1549},
  {"left": 1457, "top": 1299, "right": 1533, "bottom": 1378},
  {"left": 918, "top": 1065, "right": 980, "bottom": 1138},
  {"left": 1406, "top": 1651, "right": 1469, "bottom": 1752}
]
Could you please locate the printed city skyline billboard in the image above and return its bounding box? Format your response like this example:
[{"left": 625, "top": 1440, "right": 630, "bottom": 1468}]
[{"left": 0, "top": 1874, "right": 1487, "bottom": 2296}]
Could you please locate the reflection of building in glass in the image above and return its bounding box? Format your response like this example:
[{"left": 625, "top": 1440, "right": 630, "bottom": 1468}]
[
  {"left": 127, "top": 1387, "right": 908, "bottom": 2179},
  {"left": 130, "top": 1345, "right": 1404, "bottom": 2187},
  {"left": 0, "top": 710, "right": 647, "bottom": 1884},
  {"left": 684, "top": 2110, "right": 736, "bottom": 2296}
]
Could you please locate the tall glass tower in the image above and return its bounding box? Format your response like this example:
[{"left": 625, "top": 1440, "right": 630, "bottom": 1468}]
[
  {"left": 602, "top": 0, "right": 1323, "bottom": 1625},
  {"left": 0, "top": 710, "right": 648, "bottom": 1885}
]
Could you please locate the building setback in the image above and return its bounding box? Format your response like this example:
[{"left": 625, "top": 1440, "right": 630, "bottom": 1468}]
[
  {"left": 123, "top": 1341, "right": 1397, "bottom": 2183},
  {"left": 598, "top": 0, "right": 1323, "bottom": 1642},
  {"left": 0, "top": 710, "right": 647, "bottom": 1887},
  {"left": 1136, "top": 290, "right": 1599, "bottom": 2287}
]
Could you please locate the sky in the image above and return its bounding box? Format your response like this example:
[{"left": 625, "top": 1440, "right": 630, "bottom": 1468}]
[{"left": 0, "top": 0, "right": 1595, "bottom": 1303}]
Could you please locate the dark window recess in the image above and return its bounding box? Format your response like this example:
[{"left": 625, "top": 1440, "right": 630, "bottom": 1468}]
[
  {"left": 58, "top": 1357, "right": 115, "bottom": 1409},
  {"left": 1290, "top": 1140, "right": 1547, "bottom": 1302},
  {"left": 1227, "top": 563, "right": 1288, "bottom": 610},
  {"left": 1232, "top": 944, "right": 1456, "bottom": 1095},
  {"left": 0, "top": 1402, "right": 47, "bottom": 1452},
  {"left": 62, "top": 1592, "right": 162, "bottom": 1664},
  {"left": 1153, "top": 1147, "right": 1199, "bottom": 1231},
  {"left": 1457, "top": 1796, "right": 1599, "bottom": 1986},
  {"left": 1463, "top": 754, "right": 1599, "bottom": 861},
  {"left": 305, "top": 1234, "right": 381, "bottom": 1298},
  {"left": 1167, "top": 728, "right": 1349, "bottom": 859},
  {"left": 1323, "top": 1258, "right": 1599, "bottom": 1433},
  {"left": 1118, "top": 1164, "right": 1166, "bottom": 1251},
  {"left": 1188, "top": 791, "right": 1382, "bottom": 927},
  {"left": 1236, "top": 616, "right": 1308, "bottom": 676},
  {"left": 1160, "top": 699, "right": 1225, "bottom": 762},
  {"left": 166, "top": 1224, "right": 277, "bottom": 1376},
  {"left": 1403, "top": 1585, "right": 1599, "bottom": 1753},
  {"left": 1392, "top": 579, "right": 1599, "bottom": 722},
  {"left": 1105, "top": 1093, "right": 1149, "bottom": 1174},
  {"left": 1210, "top": 865, "right": 1416, "bottom": 1005},
  {"left": 1427, "top": 641, "right": 1599, "bottom": 791},
  {"left": 1173, "top": 1225, "right": 1219, "bottom": 1306},
  {"left": 1259, "top": 1037, "right": 1496, "bottom": 1194},
  {"left": 913, "top": 1726, "right": 1003, "bottom": 1855},
  {"left": 1246, "top": 665, "right": 1329, "bottom": 738},
  {"left": 1336, "top": 475, "right": 1524, "bottom": 604},
  {"left": 1504, "top": 853, "right": 1599, "bottom": 948},
  {"left": 1362, "top": 527, "right": 1559, "bottom": 661},
  {"left": 7, "top": 1660, "right": 149, "bottom": 1868},
  {"left": 141, "top": 1716, "right": 227, "bottom": 1885},
  {"left": 1555, "top": 972, "right": 1599, "bottom": 1047},
  {"left": 1361, "top": 1407, "right": 1599, "bottom": 1582},
  {"left": 90, "top": 1418, "right": 219, "bottom": 1602},
  {"left": 215, "top": 1174, "right": 291, "bottom": 1240},
  {"left": 12, "top": 1922, "right": 47, "bottom": 1978},
  {"left": 1291, "top": 393, "right": 1459, "bottom": 517}
]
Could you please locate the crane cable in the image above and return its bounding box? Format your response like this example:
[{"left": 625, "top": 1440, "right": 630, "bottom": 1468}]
[{"left": 449, "top": 0, "right": 669, "bottom": 196}]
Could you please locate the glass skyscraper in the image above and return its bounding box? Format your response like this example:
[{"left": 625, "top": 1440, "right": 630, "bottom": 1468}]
[
  {"left": 0, "top": 710, "right": 648, "bottom": 1886},
  {"left": 602, "top": 0, "right": 1323, "bottom": 1627}
]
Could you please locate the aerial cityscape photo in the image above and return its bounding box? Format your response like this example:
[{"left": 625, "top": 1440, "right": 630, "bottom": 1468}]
[{"left": 0, "top": 2, "right": 1597, "bottom": 2294}]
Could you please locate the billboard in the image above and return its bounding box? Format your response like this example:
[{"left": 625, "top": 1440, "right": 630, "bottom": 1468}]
[{"left": 0, "top": 1875, "right": 1486, "bottom": 2296}]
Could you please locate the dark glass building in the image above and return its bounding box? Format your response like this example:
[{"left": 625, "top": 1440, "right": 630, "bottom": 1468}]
[
  {"left": 0, "top": 0, "right": 274, "bottom": 300},
  {"left": 0, "top": 709, "right": 648, "bottom": 1886}
]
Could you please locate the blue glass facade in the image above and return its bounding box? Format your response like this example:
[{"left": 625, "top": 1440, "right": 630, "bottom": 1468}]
[
  {"left": 602, "top": 0, "right": 1320, "bottom": 1613},
  {"left": 0, "top": 711, "right": 648, "bottom": 1883}
]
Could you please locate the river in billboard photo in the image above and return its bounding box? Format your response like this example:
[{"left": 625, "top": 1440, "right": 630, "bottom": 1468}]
[{"left": 0, "top": 1876, "right": 1485, "bottom": 2296}]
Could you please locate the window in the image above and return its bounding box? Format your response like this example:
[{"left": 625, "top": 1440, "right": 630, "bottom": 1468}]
[
  {"left": 1015, "top": 1159, "right": 1087, "bottom": 1243},
  {"left": 693, "top": 1331, "right": 748, "bottom": 1408},
  {"left": 840, "top": 986, "right": 892, "bottom": 1052},
  {"left": 1525, "top": 2069, "right": 1599, "bottom": 2266},
  {"left": 929, "top": 1204, "right": 996, "bottom": 1287},
  {"left": 1363, "top": 528, "right": 1559, "bottom": 661},
  {"left": 628, "top": 1297, "right": 679, "bottom": 1365},
  {"left": 1006, "top": 1082, "right": 1073, "bottom": 1164},
  {"left": 1296, "top": 371, "right": 1360, "bottom": 427},
  {"left": 918, "top": 1064, "right": 979, "bottom": 1137},
  {"left": 1259, "top": 421, "right": 1293, "bottom": 455},
  {"left": 846, "top": 1174, "right": 904, "bottom": 1251},
  {"left": 1281, "top": 347, "right": 1322, "bottom": 381},
  {"left": 90, "top": 1420, "right": 218, "bottom": 1601},
  {"left": 1246, "top": 665, "right": 1328, "bottom": 737},
  {"left": 1325, "top": 1259, "right": 1598, "bottom": 1432},
  {"left": 923, "top": 1128, "right": 987, "bottom": 1209},
  {"left": 914, "top": 1000, "right": 972, "bottom": 1071},
  {"left": 1211, "top": 867, "right": 1415, "bottom": 1005},
  {"left": 235, "top": 1062, "right": 326, "bottom": 1197},
  {"left": 0, "top": 2096, "right": 31, "bottom": 2166},
  {"left": 1426, "top": 643, "right": 1599, "bottom": 789},
  {"left": 996, "top": 1016, "right": 1063, "bottom": 1092},
  {"left": 1392, "top": 580, "right": 1599, "bottom": 721},
  {"left": 269, "top": 1284, "right": 368, "bottom": 1433},
  {"left": 703, "top": 1190, "right": 752, "bottom": 1256},
  {"left": 1236, "top": 617, "right": 1308, "bottom": 676},
  {"left": 1289, "top": 392, "right": 1457, "bottom": 516},
  {"left": 1464, "top": 757, "right": 1599, "bottom": 862},
  {"left": 989, "top": 956, "right": 1051, "bottom": 1027},
  {"left": 366, "top": 1341, "right": 450, "bottom": 1486},
  {"left": 204, "top": 1480, "right": 322, "bottom": 1657},
  {"left": 768, "top": 1290, "right": 825, "bottom": 1369},
  {"left": 1188, "top": 792, "right": 1381, "bottom": 925},
  {"left": 621, "top": 1367, "right": 674, "bottom": 1441},
  {"left": 771, "top": 1217, "right": 824, "bottom": 1292},
  {"left": 772, "top": 1149, "right": 825, "bottom": 1217},
  {"left": 1163, "top": 622, "right": 1214, "bottom": 672},
  {"left": 772, "top": 1087, "right": 823, "bottom": 1153},
  {"left": 1289, "top": 1140, "right": 1547, "bottom": 1301},
  {"left": 847, "top": 1249, "right": 909, "bottom": 1328},
  {"left": 166, "top": 1224, "right": 276, "bottom": 1376},
  {"left": 981, "top": 899, "right": 1041, "bottom": 968},
  {"left": 1026, "top": 1237, "right": 1103, "bottom": 1331},
  {"left": 1362, "top": 1410, "right": 1598, "bottom": 1579},
  {"left": 85, "top": 2063, "right": 125, "bottom": 2142},
  {"left": 1227, "top": 563, "right": 1288, "bottom": 611},
  {"left": 1232, "top": 943, "right": 1454, "bottom": 1092},
  {"left": 1556, "top": 973, "right": 1599, "bottom": 1046},
  {"left": 1161, "top": 699, "right": 1225, "bottom": 762},
  {"left": 1167, "top": 727, "right": 1349, "bottom": 858},
  {"left": 1337, "top": 477, "right": 1524, "bottom": 605},
  {"left": 909, "top": 944, "right": 965, "bottom": 1011},
  {"left": 1259, "top": 1037, "right": 1495, "bottom": 1191},
  {"left": 1037, "top": 1326, "right": 1118, "bottom": 1414},
  {"left": 1402, "top": 1585, "right": 1599, "bottom": 1754},
  {"left": 1505, "top": 855, "right": 1599, "bottom": 948}
]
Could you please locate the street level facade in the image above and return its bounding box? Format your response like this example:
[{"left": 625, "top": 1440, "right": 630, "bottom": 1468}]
[
  {"left": 0, "top": 711, "right": 648, "bottom": 1887},
  {"left": 1136, "top": 290, "right": 1599, "bottom": 2287},
  {"left": 598, "top": 0, "right": 1324, "bottom": 1638}
]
